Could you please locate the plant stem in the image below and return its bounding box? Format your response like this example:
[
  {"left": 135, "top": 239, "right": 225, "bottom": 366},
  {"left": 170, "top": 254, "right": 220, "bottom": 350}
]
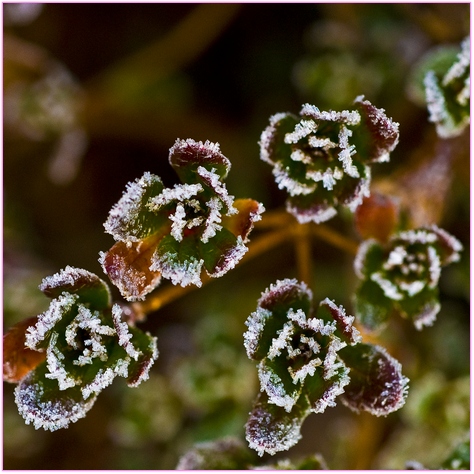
[
  {"left": 293, "top": 223, "right": 313, "bottom": 286},
  {"left": 310, "top": 223, "right": 360, "bottom": 255}
]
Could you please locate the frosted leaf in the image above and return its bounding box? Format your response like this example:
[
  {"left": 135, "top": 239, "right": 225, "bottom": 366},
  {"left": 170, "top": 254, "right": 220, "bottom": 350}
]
[
  {"left": 306, "top": 167, "right": 344, "bottom": 191},
  {"left": 244, "top": 307, "right": 273, "bottom": 360},
  {"left": 319, "top": 298, "right": 362, "bottom": 345},
  {"left": 284, "top": 119, "right": 317, "bottom": 144},
  {"left": 200, "top": 197, "right": 223, "bottom": 243},
  {"left": 258, "top": 362, "right": 300, "bottom": 412},
  {"left": 99, "top": 238, "right": 163, "bottom": 302},
  {"left": 286, "top": 199, "right": 338, "bottom": 224},
  {"left": 371, "top": 272, "right": 404, "bottom": 301},
  {"left": 148, "top": 183, "right": 203, "bottom": 210},
  {"left": 339, "top": 343, "right": 409, "bottom": 416},
  {"left": 208, "top": 235, "right": 248, "bottom": 278},
  {"left": 246, "top": 392, "right": 308, "bottom": 456},
  {"left": 412, "top": 300, "right": 441, "bottom": 331},
  {"left": 259, "top": 112, "right": 293, "bottom": 165},
  {"left": 15, "top": 366, "right": 98, "bottom": 432},
  {"left": 300, "top": 103, "right": 361, "bottom": 125},
  {"left": 151, "top": 246, "right": 204, "bottom": 288},
  {"left": 273, "top": 162, "right": 317, "bottom": 196},
  {"left": 104, "top": 172, "right": 166, "bottom": 243},
  {"left": 25, "top": 292, "right": 78, "bottom": 350},
  {"left": 169, "top": 138, "right": 231, "bottom": 181},
  {"left": 39, "top": 266, "right": 111, "bottom": 310},
  {"left": 126, "top": 332, "right": 159, "bottom": 387},
  {"left": 111, "top": 304, "right": 139, "bottom": 360},
  {"left": 45, "top": 332, "right": 78, "bottom": 390},
  {"left": 3, "top": 316, "right": 47, "bottom": 383}
]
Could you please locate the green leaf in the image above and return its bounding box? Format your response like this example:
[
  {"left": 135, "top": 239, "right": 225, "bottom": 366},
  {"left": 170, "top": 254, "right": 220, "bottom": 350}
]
[
  {"left": 39, "top": 266, "right": 111, "bottom": 310},
  {"left": 338, "top": 343, "right": 409, "bottom": 416},
  {"left": 395, "top": 286, "right": 440, "bottom": 331},
  {"left": 104, "top": 172, "right": 168, "bottom": 242},
  {"left": 245, "top": 391, "right": 310, "bottom": 456},
  {"left": 354, "top": 279, "right": 393, "bottom": 332},
  {"left": 14, "top": 362, "right": 98, "bottom": 431},
  {"left": 440, "top": 437, "right": 470, "bottom": 470},
  {"left": 169, "top": 138, "right": 231, "bottom": 183}
]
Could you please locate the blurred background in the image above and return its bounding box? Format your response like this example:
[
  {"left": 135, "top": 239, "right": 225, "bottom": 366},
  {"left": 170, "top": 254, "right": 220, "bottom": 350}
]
[{"left": 3, "top": 3, "right": 470, "bottom": 469}]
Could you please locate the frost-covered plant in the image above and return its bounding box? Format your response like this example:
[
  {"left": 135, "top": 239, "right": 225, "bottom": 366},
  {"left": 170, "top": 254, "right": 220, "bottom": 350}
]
[
  {"left": 101, "top": 138, "right": 264, "bottom": 301},
  {"left": 259, "top": 96, "right": 399, "bottom": 223},
  {"left": 354, "top": 225, "right": 463, "bottom": 331},
  {"left": 6, "top": 266, "right": 158, "bottom": 431},
  {"left": 424, "top": 37, "right": 470, "bottom": 138},
  {"left": 244, "top": 278, "right": 409, "bottom": 456}
]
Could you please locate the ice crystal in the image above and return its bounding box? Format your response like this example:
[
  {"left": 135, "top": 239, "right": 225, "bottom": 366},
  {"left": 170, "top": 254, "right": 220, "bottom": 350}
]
[
  {"left": 11, "top": 266, "right": 158, "bottom": 431},
  {"left": 244, "top": 278, "right": 407, "bottom": 455},
  {"left": 354, "top": 225, "right": 463, "bottom": 331},
  {"left": 260, "top": 97, "right": 398, "bottom": 223},
  {"left": 102, "top": 139, "right": 263, "bottom": 299}
]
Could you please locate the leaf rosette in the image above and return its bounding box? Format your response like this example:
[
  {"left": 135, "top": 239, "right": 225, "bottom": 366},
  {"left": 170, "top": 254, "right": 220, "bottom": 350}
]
[
  {"left": 11, "top": 266, "right": 158, "bottom": 431},
  {"left": 100, "top": 138, "right": 264, "bottom": 301},
  {"left": 354, "top": 225, "right": 463, "bottom": 331},
  {"left": 244, "top": 278, "right": 408, "bottom": 456},
  {"left": 260, "top": 96, "right": 399, "bottom": 223},
  {"left": 423, "top": 37, "right": 470, "bottom": 138}
]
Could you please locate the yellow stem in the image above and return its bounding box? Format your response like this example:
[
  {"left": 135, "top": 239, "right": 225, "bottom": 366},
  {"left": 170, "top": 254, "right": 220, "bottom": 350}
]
[
  {"left": 293, "top": 223, "right": 313, "bottom": 286},
  {"left": 310, "top": 223, "right": 360, "bottom": 255}
]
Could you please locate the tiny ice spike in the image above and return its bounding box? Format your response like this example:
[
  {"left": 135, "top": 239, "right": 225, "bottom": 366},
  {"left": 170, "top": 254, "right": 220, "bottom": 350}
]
[
  {"left": 354, "top": 225, "right": 463, "bottom": 331},
  {"left": 424, "top": 36, "right": 470, "bottom": 139},
  {"left": 259, "top": 96, "right": 399, "bottom": 223},
  {"left": 244, "top": 278, "right": 408, "bottom": 456},
  {"left": 12, "top": 266, "right": 158, "bottom": 431},
  {"left": 100, "top": 138, "right": 264, "bottom": 301}
]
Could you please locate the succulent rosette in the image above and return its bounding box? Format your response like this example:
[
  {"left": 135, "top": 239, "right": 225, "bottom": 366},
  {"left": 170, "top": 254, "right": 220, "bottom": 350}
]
[
  {"left": 259, "top": 96, "right": 399, "bottom": 223},
  {"left": 100, "top": 138, "right": 264, "bottom": 301},
  {"left": 424, "top": 36, "right": 470, "bottom": 138},
  {"left": 11, "top": 266, "right": 158, "bottom": 431},
  {"left": 244, "top": 278, "right": 408, "bottom": 456},
  {"left": 354, "top": 225, "right": 463, "bottom": 331}
]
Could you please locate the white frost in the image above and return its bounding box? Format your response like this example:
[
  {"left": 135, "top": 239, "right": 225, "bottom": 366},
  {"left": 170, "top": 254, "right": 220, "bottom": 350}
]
[
  {"left": 104, "top": 172, "right": 163, "bottom": 242},
  {"left": 151, "top": 251, "right": 204, "bottom": 287},
  {"left": 244, "top": 307, "right": 273, "bottom": 358},
  {"left": 300, "top": 103, "right": 361, "bottom": 125},
  {"left": 15, "top": 376, "right": 98, "bottom": 432},
  {"left": 25, "top": 292, "right": 78, "bottom": 350},
  {"left": 112, "top": 304, "right": 140, "bottom": 360},
  {"left": 284, "top": 119, "right": 317, "bottom": 144},
  {"left": 259, "top": 112, "right": 290, "bottom": 164}
]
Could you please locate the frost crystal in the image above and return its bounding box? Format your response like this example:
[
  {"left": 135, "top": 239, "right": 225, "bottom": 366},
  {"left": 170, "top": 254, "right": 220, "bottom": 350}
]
[
  {"left": 12, "top": 267, "right": 159, "bottom": 431},
  {"left": 260, "top": 97, "right": 398, "bottom": 223},
  {"left": 354, "top": 225, "right": 463, "bottom": 330},
  {"left": 244, "top": 278, "right": 405, "bottom": 456},
  {"left": 102, "top": 139, "right": 263, "bottom": 297}
]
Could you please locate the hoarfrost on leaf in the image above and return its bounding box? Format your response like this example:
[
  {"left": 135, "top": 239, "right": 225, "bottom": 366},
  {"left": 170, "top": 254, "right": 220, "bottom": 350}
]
[
  {"left": 102, "top": 139, "right": 263, "bottom": 297},
  {"left": 12, "top": 267, "right": 159, "bottom": 431},
  {"left": 260, "top": 98, "right": 398, "bottom": 223}
]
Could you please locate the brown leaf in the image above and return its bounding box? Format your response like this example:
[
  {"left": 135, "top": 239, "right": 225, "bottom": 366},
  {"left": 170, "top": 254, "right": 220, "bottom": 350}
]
[
  {"left": 100, "top": 234, "right": 163, "bottom": 302},
  {"left": 3, "top": 316, "right": 46, "bottom": 383},
  {"left": 222, "top": 198, "right": 263, "bottom": 241},
  {"left": 355, "top": 192, "right": 399, "bottom": 242}
]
